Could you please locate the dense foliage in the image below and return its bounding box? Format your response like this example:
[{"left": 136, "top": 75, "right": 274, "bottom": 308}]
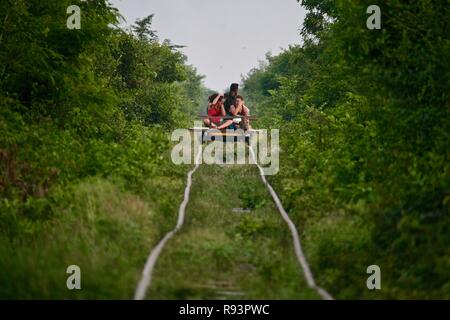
[
  {"left": 242, "top": 0, "right": 449, "bottom": 298},
  {"left": 0, "top": 0, "right": 206, "bottom": 297},
  {"left": 0, "top": 0, "right": 448, "bottom": 299}
]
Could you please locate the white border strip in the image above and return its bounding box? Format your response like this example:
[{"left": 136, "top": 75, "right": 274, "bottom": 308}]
[
  {"left": 133, "top": 148, "right": 202, "bottom": 300},
  {"left": 249, "top": 147, "right": 334, "bottom": 300}
]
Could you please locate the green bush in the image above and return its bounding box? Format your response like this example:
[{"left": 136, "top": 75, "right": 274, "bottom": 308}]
[
  {"left": 242, "top": 0, "right": 449, "bottom": 299},
  {"left": 0, "top": 1, "right": 205, "bottom": 298}
]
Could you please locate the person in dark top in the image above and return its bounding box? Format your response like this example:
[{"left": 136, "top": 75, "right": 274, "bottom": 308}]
[
  {"left": 224, "top": 83, "right": 239, "bottom": 115},
  {"left": 215, "top": 95, "right": 251, "bottom": 130},
  {"left": 229, "top": 95, "right": 251, "bottom": 130}
]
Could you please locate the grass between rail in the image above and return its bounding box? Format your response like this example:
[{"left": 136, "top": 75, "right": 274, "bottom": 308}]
[{"left": 147, "top": 164, "right": 321, "bottom": 300}]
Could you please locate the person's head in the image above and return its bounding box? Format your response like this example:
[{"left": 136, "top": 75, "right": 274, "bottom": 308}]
[
  {"left": 208, "top": 93, "right": 224, "bottom": 108},
  {"left": 230, "top": 83, "right": 239, "bottom": 96},
  {"left": 236, "top": 95, "right": 244, "bottom": 106},
  {"left": 217, "top": 96, "right": 225, "bottom": 106},
  {"left": 208, "top": 93, "right": 219, "bottom": 103}
]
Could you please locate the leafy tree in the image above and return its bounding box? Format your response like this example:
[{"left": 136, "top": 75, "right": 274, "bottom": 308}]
[
  {"left": 132, "top": 14, "right": 158, "bottom": 42},
  {"left": 243, "top": 0, "right": 450, "bottom": 299}
]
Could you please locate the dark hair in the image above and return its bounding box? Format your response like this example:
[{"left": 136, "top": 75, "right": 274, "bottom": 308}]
[
  {"left": 208, "top": 93, "right": 219, "bottom": 103},
  {"left": 230, "top": 83, "right": 239, "bottom": 92},
  {"left": 236, "top": 95, "right": 244, "bottom": 100}
]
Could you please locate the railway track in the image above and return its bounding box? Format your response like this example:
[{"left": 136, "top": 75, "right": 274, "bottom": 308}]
[{"left": 134, "top": 145, "right": 333, "bottom": 300}]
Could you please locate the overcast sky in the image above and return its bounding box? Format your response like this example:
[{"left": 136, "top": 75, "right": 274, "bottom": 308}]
[{"left": 109, "top": 0, "right": 306, "bottom": 90}]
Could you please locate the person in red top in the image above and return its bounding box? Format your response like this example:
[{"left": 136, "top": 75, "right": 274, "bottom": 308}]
[{"left": 204, "top": 93, "right": 226, "bottom": 128}]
